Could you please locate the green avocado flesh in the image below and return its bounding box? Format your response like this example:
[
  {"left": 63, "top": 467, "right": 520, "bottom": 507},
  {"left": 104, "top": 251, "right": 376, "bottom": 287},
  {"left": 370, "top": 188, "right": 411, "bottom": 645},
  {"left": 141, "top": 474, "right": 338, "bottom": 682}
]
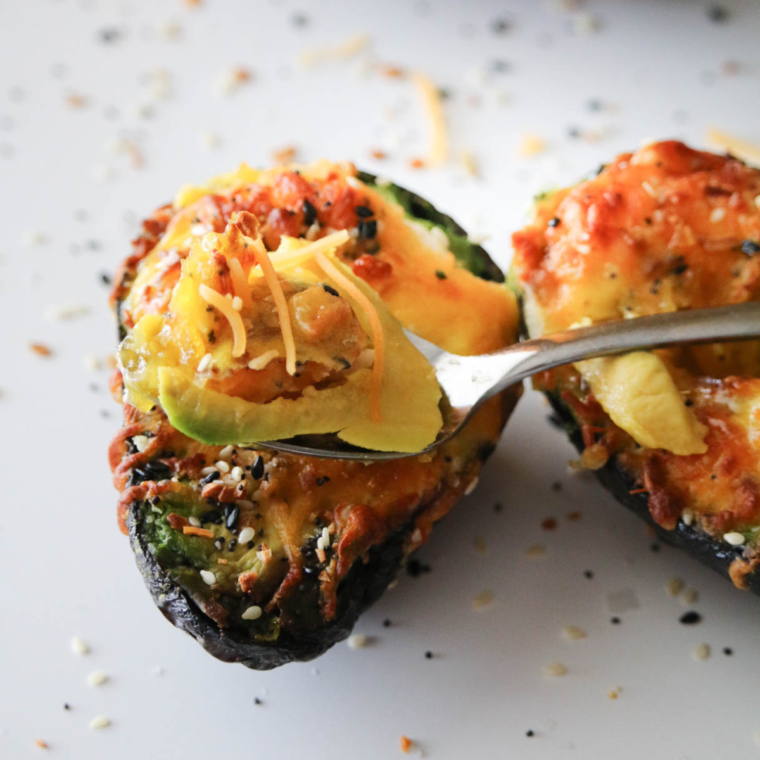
[{"left": 358, "top": 172, "right": 505, "bottom": 283}]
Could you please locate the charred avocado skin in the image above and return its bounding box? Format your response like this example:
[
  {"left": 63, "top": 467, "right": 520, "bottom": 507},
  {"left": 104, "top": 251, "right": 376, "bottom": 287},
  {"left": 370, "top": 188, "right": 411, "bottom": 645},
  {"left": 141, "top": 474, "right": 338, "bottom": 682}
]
[
  {"left": 112, "top": 164, "right": 519, "bottom": 669},
  {"left": 510, "top": 140, "right": 760, "bottom": 595},
  {"left": 544, "top": 391, "right": 760, "bottom": 595}
]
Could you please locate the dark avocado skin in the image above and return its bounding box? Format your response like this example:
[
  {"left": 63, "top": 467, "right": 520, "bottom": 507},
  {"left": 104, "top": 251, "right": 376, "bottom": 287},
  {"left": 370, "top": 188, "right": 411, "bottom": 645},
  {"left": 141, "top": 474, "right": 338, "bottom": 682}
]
[
  {"left": 358, "top": 171, "right": 505, "bottom": 283},
  {"left": 121, "top": 180, "right": 514, "bottom": 668},
  {"left": 544, "top": 393, "right": 760, "bottom": 593},
  {"left": 129, "top": 500, "right": 412, "bottom": 669},
  {"left": 509, "top": 279, "right": 760, "bottom": 594}
]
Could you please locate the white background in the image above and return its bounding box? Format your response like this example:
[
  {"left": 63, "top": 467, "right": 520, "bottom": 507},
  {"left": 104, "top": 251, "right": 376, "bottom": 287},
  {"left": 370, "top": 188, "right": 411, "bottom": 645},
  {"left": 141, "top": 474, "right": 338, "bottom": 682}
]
[{"left": 1, "top": 0, "right": 760, "bottom": 757}]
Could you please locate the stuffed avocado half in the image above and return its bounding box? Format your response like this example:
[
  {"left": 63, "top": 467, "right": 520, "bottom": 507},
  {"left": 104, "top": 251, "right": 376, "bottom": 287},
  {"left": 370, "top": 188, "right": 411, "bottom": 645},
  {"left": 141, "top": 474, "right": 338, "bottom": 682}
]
[
  {"left": 510, "top": 139, "right": 760, "bottom": 593},
  {"left": 110, "top": 161, "right": 520, "bottom": 668}
]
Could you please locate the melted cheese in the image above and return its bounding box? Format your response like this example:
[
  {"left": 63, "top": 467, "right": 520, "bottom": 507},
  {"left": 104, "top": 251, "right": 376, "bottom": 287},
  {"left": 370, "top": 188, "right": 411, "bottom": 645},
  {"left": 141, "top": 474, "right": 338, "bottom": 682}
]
[{"left": 198, "top": 284, "right": 247, "bottom": 358}]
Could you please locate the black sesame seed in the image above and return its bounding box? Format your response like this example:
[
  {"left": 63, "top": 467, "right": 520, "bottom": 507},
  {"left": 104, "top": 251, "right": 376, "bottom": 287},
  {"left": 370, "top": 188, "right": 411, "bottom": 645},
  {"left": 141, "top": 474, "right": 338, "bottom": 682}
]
[
  {"left": 547, "top": 217, "right": 561, "bottom": 228},
  {"left": 358, "top": 218, "right": 377, "bottom": 240},
  {"left": 322, "top": 283, "right": 340, "bottom": 297},
  {"left": 679, "top": 611, "right": 702, "bottom": 625},
  {"left": 611, "top": 617, "right": 621, "bottom": 625},
  {"left": 490, "top": 17, "right": 511, "bottom": 34},
  {"left": 247, "top": 541, "right": 255, "bottom": 549},
  {"left": 493, "top": 502, "right": 503, "bottom": 513},
  {"left": 225, "top": 505, "right": 240, "bottom": 530},
  {"left": 584, "top": 570, "right": 594, "bottom": 579},
  {"left": 291, "top": 12, "right": 308, "bottom": 27},
  {"left": 200, "top": 509, "right": 223, "bottom": 525},
  {"left": 723, "top": 647, "right": 733, "bottom": 656},
  {"left": 672, "top": 262, "right": 689, "bottom": 275},
  {"left": 407, "top": 559, "right": 431, "bottom": 578},
  {"left": 551, "top": 481, "right": 562, "bottom": 492},
  {"left": 741, "top": 239, "right": 760, "bottom": 256},
  {"left": 63, "top": 703, "right": 71, "bottom": 711},
  {"left": 707, "top": 5, "right": 729, "bottom": 23},
  {"left": 435, "top": 269, "right": 447, "bottom": 280},
  {"left": 355, "top": 205, "right": 374, "bottom": 218},
  {"left": 251, "top": 455, "right": 265, "bottom": 480},
  {"left": 151, "top": 496, "right": 161, "bottom": 506},
  {"left": 382, "top": 618, "right": 392, "bottom": 628},
  {"left": 254, "top": 697, "right": 263, "bottom": 705},
  {"left": 100, "top": 272, "right": 112, "bottom": 285},
  {"left": 424, "top": 651, "right": 433, "bottom": 659},
  {"left": 98, "top": 27, "right": 122, "bottom": 43},
  {"left": 525, "top": 730, "right": 534, "bottom": 737},
  {"left": 199, "top": 471, "right": 221, "bottom": 486},
  {"left": 302, "top": 198, "right": 317, "bottom": 226},
  {"left": 650, "top": 543, "right": 661, "bottom": 553},
  {"left": 228, "top": 539, "right": 238, "bottom": 552}
]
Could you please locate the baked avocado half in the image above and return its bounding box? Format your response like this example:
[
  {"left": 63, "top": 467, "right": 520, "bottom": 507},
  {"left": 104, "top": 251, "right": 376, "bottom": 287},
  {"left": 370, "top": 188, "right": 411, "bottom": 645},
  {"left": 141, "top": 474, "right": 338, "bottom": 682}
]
[
  {"left": 109, "top": 161, "right": 520, "bottom": 669},
  {"left": 510, "top": 139, "right": 760, "bottom": 594}
]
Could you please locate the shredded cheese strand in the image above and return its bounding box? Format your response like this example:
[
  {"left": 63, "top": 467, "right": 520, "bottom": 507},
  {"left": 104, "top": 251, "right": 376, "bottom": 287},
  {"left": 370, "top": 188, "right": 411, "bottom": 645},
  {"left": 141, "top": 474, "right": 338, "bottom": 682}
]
[
  {"left": 198, "top": 283, "right": 247, "bottom": 358},
  {"left": 268, "top": 230, "right": 351, "bottom": 269},
  {"left": 412, "top": 72, "right": 449, "bottom": 168},
  {"left": 228, "top": 258, "right": 252, "bottom": 310},
  {"left": 315, "top": 252, "right": 385, "bottom": 424},
  {"left": 706, "top": 128, "right": 760, "bottom": 165},
  {"left": 250, "top": 239, "right": 297, "bottom": 376}
]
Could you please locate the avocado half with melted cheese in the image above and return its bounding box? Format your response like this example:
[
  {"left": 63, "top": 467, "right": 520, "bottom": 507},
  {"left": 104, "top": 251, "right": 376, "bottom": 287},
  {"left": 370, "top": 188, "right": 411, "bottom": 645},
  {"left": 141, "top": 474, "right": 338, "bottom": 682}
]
[
  {"left": 109, "top": 160, "right": 520, "bottom": 669},
  {"left": 510, "top": 140, "right": 760, "bottom": 593}
]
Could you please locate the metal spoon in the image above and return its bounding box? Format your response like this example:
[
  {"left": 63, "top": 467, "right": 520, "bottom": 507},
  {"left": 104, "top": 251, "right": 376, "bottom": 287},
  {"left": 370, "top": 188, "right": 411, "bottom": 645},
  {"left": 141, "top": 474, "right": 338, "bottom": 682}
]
[{"left": 257, "top": 301, "right": 760, "bottom": 461}]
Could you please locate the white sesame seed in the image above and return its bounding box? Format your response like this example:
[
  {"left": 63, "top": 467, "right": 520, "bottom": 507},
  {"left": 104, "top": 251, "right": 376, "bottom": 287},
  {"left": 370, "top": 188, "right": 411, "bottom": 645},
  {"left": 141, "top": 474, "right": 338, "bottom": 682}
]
[
  {"left": 188, "top": 516, "right": 201, "bottom": 527},
  {"left": 200, "top": 570, "right": 216, "bottom": 585},
  {"left": 346, "top": 176, "right": 362, "bottom": 190},
  {"left": 542, "top": 662, "right": 568, "bottom": 677},
  {"left": 411, "top": 529, "right": 422, "bottom": 544},
  {"left": 231, "top": 466, "right": 244, "bottom": 482},
  {"left": 89, "top": 716, "right": 111, "bottom": 730},
  {"left": 238, "top": 527, "right": 255, "bottom": 543},
  {"left": 347, "top": 633, "right": 368, "bottom": 649},
  {"left": 70, "top": 636, "right": 90, "bottom": 656},
  {"left": 218, "top": 444, "right": 234, "bottom": 460},
  {"left": 666, "top": 577, "right": 684, "bottom": 596},
  {"left": 576, "top": 244, "right": 591, "bottom": 254},
  {"left": 464, "top": 477, "right": 479, "bottom": 496},
  {"left": 87, "top": 670, "right": 108, "bottom": 687},
  {"left": 242, "top": 605, "right": 262, "bottom": 621},
  {"left": 196, "top": 353, "right": 213, "bottom": 372},
  {"left": 724, "top": 531, "right": 746, "bottom": 546},
  {"left": 375, "top": 176, "right": 392, "bottom": 187},
  {"left": 680, "top": 588, "right": 699, "bottom": 605},
  {"left": 191, "top": 223, "right": 207, "bottom": 236},
  {"left": 200, "top": 466, "right": 218, "bottom": 476},
  {"left": 199, "top": 130, "right": 219, "bottom": 150},
  {"left": 45, "top": 304, "right": 89, "bottom": 321},
  {"left": 692, "top": 643, "right": 711, "bottom": 661},
  {"left": 681, "top": 508, "right": 694, "bottom": 526},
  {"left": 710, "top": 207, "right": 726, "bottom": 223},
  {"left": 562, "top": 625, "right": 587, "bottom": 641},
  {"left": 235, "top": 499, "right": 255, "bottom": 510},
  {"left": 215, "top": 460, "right": 230, "bottom": 473},
  {"left": 316, "top": 535, "right": 328, "bottom": 551},
  {"left": 430, "top": 226, "right": 449, "bottom": 250},
  {"left": 755, "top": 195, "right": 760, "bottom": 210},
  {"left": 641, "top": 180, "right": 657, "bottom": 198},
  {"left": 82, "top": 354, "right": 100, "bottom": 371},
  {"left": 132, "top": 435, "right": 151, "bottom": 453},
  {"left": 231, "top": 296, "right": 243, "bottom": 311}
]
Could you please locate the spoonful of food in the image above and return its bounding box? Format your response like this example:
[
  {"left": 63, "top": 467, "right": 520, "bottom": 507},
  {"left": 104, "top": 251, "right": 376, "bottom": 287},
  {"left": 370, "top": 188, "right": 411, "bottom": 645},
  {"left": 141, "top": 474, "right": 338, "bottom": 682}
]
[{"left": 256, "top": 301, "right": 760, "bottom": 461}]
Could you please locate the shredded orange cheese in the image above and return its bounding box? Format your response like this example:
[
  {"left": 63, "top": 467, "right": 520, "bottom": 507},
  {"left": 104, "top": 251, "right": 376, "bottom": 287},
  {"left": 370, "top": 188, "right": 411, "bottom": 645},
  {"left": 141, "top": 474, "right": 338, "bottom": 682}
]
[
  {"left": 228, "top": 257, "right": 252, "bottom": 310},
  {"left": 198, "top": 283, "right": 247, "bottom": 358},
  {"left": 250, "top": 238, "right": 297, "bottom": 375},
  {"left": 706, "top": 128, "right": 760, "bottom": 165},
  {"left": 268, "top": 230, "right": 350, "bottom": 268},
  {"left": 315, "top": 252, "right": 385, "bottom": 423},
  {"left": 183, "top": 526, "right": 214, "bottom": 538},
  {"left": 412, "top": 71, "right": 449, "bottom": 167}
]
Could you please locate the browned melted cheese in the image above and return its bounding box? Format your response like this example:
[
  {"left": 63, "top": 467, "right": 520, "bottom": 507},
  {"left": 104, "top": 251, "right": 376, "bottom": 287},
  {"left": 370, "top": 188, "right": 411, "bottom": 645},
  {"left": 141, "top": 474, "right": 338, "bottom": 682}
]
[{"left": 512, "top": 140, "right": 760, "bottom": 538}]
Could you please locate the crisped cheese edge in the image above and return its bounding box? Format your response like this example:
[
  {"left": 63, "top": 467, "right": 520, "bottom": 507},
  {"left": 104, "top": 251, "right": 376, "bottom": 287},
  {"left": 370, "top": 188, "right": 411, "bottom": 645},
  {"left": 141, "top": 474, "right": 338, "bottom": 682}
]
[
  {"left": 198, "top": 284, "right": 246, "bottom": 358},
  {"left": 575, "top": 352, "right": 708, "bottom": 456}
]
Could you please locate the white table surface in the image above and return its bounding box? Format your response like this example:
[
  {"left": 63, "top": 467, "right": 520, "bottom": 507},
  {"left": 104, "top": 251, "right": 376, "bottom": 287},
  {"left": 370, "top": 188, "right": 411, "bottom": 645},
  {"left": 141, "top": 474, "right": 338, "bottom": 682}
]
[{"left": 2, "top": 0, "right": 760, "bottom": 757}]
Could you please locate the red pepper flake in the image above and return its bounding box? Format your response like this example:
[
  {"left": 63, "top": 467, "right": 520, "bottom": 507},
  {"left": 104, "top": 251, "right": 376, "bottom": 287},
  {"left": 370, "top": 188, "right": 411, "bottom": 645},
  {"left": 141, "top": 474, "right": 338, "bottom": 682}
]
[
  {"left": 381, "top": 65, "right": 405, "bottom": 78},
  {"left": 30, "top": 343, "right": 53, "bottom": 357},
  {"left": 629, "top": 488, "right": 649, "bottom": 495},
  {"left": 370, "top": 149, "right": 387, "bottom": 160},
  {"left": 541, "top": 517, "right": 557, "bottom": 531},
  {"left": 566, "top": 511, "right": 582, "bottom": 521},
  {"left": 166, "top": 513, "right": 189, "bottom": 530},
  {"left": 272, "top": 145, "right": 297, "bottom": 164},
  {"left": 65, "top": 93, "right": 88, "bottom": 109},
  {"left": 35, "top": 740, "right": 49, "bottom": 749},
  {"left": 400, "top": 736, "right": 413, "bottom": 753},
  {"left": 408, "top": 157, "right": 425, "bottom": 170}
]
